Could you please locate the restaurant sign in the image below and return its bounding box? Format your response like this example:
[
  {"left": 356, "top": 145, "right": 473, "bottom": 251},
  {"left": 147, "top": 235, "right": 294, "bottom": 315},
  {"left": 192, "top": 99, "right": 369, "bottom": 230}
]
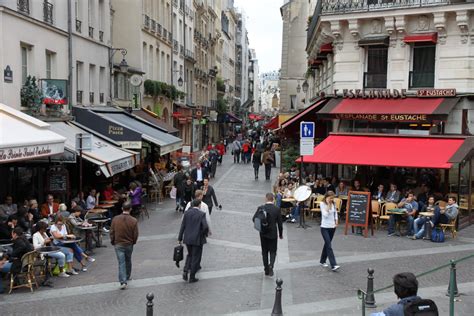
[
  {"left": 105, "top": 156, "right": 138, "bottom": 177},
  {"left": 416, "top": 89, "right": 456, "bottom": 98},
  {"left": 0, "top": 144, "right": 64, "bottom": 163},
  {"left": 335, "top": 113, "right": 428, "bottom": 122}
]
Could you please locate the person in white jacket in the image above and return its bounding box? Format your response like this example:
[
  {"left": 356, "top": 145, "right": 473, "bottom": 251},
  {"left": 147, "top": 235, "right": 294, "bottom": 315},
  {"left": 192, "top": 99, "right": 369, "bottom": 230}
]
[{"left": 319, "top": 192, "right": 340, "bottom": 271}]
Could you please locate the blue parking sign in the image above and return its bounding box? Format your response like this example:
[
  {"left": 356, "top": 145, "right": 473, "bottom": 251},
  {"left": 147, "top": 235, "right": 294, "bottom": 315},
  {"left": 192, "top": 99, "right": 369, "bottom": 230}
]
[{"left": 300, "top": 122, "right": 315, "bottom": 139}]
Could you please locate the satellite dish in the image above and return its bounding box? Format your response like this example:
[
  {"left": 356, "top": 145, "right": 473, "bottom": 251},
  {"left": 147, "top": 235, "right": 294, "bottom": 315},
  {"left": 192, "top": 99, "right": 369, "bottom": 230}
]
[
  {"left": 130, "top": 74, "right": 143, "bottom": 87},
  {"left": 294, "top": 185, "right": 312, "bottom": 202}
]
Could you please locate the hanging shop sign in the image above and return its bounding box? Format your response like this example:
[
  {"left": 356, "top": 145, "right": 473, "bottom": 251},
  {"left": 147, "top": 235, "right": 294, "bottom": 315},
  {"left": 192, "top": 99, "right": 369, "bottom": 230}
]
[
  {"left": 416, "top": 89, "right": 456, "bottom": 97},
  {"left": 41, "top": 79, "right": 68, "bottom": 105}
]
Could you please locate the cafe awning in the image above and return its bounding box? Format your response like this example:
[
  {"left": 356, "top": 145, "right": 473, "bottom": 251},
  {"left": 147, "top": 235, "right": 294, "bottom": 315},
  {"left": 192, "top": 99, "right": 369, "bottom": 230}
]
[
  {"left": 296, "top": 133, "right": 468, "bottom": 169},
  {"left": 264, "top": 116, "right": 279, "bottom": 130},
  {"left": 0, "top": 104, "right": 65, "bottom": 163},
  {"left": 281, "top": 98, "right": 326, "bottom": 129},
  {"left": 404, "top": 33, "right": 438, "bottom": 44},
  {"left": 49, "top": 122, "right": 139, "bottom": 178},
  {"left": 317, "top": 97, "right": 459, "bottom": 121},
  {"left": 133, "top": 108, "right": 179, "bottom": 135}
]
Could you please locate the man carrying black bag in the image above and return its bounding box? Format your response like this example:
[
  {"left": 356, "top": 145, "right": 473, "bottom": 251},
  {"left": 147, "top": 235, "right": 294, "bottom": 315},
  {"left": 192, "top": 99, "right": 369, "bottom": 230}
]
[
  {"left": 252, "top": 193, "right": 283, "bottom": 277},
  {"left": 178, "top": 199, "right": 209, "bottom": 283}
]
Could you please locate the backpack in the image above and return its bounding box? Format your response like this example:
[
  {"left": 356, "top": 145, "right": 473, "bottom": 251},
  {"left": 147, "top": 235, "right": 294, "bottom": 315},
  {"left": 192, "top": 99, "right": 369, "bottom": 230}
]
[
  {"left": 254, "top": 206, "right": 269, "bottom": 233},
  {"left": 403, "top": 298, "right": 439, "bottom": 316},
  {"left": 431, "top": 228, "right": 445, "bottom": 243}
]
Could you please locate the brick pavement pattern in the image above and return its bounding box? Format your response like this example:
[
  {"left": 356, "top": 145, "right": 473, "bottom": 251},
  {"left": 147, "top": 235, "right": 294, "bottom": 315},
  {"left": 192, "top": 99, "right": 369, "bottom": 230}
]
[{"left": 1, "top": 153, "right": 474, "bottom": 315}]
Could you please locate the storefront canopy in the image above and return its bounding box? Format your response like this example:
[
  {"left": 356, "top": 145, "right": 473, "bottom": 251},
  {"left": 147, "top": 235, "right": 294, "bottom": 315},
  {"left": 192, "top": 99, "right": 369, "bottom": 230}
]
[
  {"left": 317, "top": 97, "right": 459, "bottom": 121},
  {"left": 133, "top": 108, "right": 179, "bottom": 135},
  {"left": 218, "top": 113, "right": 242, "bottom": 123},
  {"left": 0, "top": 104, "right": 65, "bottom": 163},
  {"left": 296, "top": 134, "right": 469, "bottom": 169},
  {"left": 281, "top": 98, "right": 326, "bottom": 129},
  {"left": 264, "top": 116, "right": 279, "bottom": 130},
  {"left": 49, "top": 122, "right": 139, "bottom": 178}
]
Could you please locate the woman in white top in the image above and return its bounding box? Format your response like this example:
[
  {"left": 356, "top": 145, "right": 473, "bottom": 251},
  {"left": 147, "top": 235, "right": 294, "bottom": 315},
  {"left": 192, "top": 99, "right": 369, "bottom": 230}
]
[
  {"left": 32, "top": 221, "right": 75, "bottom": 277},
  {"left": 50, "top": 217, "right": 95, "bottom": 272},
  {"left": 319, "top": 192, "right": 340, "bottom": 271}
]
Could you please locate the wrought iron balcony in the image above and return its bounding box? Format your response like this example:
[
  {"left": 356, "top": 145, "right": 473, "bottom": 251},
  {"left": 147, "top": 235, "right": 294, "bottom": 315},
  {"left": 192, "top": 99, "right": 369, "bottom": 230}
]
[
  {"left": 143, "top": 15, "right": 150, "bottom": 29},
  {"left": 99, "top": 30, "right": 104, "bottom": 42},
  {"left": 88, "top": 26, "right": 94, "bottom": 38},
  {"left": 409, "top": 71, "right": 434, "bottom": 88},
  {"left": 168, "top": 32, "right": 173, "bottom": 43},
  {"left": 173, "top": 0, "right": 178, "bottom": 8},
  {"left": 163, "top": 28, "right": 168, "bottom": 40},
  {"left": 157, "top": 24, "right": 162, "bottom": 36},
  {"left": 321, "top": 0, "right": 452, "bottom": 15},
  {"left": 89, "top": 92, "right": 95, "bottom": 104},
  {"left": 363, "top": 72, "right": 387, "bottom": 89},
  {"left": 76, "top": 19, "right": 82, "bottom": 33},
  {"left": 151, "top": 19, "right": 156, "bottom": 32},
  {"left": 43, "top": 1, "right": 53, "bottom": 24},
  {"left": 77, "top": 90, "right": 83, "bottom": 104},
  {"left": 173, "top": 40, "right": 179, "bottom": 53},
  {"left": 17, "top": 0, "right": 30, "bottom": 14}
]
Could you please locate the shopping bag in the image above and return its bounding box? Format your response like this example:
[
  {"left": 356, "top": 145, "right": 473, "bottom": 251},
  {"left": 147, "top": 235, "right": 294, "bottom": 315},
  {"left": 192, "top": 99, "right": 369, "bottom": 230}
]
[{"left": 170, "top": 186, "right": 177, "bottom": 199}]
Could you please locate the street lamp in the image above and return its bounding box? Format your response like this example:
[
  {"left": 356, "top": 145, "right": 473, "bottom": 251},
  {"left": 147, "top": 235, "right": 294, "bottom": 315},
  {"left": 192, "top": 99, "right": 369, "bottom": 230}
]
[
  {"left": 302, "top": 80, "right": 309, "bottom": 93},
  {"left": 177, "top": 76, "right": 184, "bottom": 87},
  {"left": 296, "top": 82, "right": 301, "bottom": 93},
  {"left": 109, "top": 48, "right": 128, "bottom": 104}
]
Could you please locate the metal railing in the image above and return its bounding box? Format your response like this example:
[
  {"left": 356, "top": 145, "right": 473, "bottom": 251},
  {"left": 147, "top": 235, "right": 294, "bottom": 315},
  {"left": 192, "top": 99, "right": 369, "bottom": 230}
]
[
  {"left": 409, "top": 71, "right": 434, "bottom": 88},
  {"left": 88, "top": 26, "right": 94, "bottom": 38},
  {"left": 151, "top": 19, "right": 156, "bottom": 32},
  {"left": 76, "top": 19, "right": 82, "bottom": 33},
  {"left": 89, "top": 92, "right": 94, "bottom": 104},
  {"left": 43, "top": 1, "right": 53, "bottom": 24},
  {"left": 358, "top": 253, "right": 474, "bottom": 316},
  {"left": 363, "top": 72, "right": 387, "bottom": 88},
  {"left": 321, "top": 0, "right": 452, "bottom": 15},
  {"left": 157, "top": 24, "right": 162, "bottom": 36},
  {"left": 76, "top": 90, "right": 83, "bottom": 104},
  {"left": 17, "top": 0, "right": 29, "bottom": 14},
  {"left": 144, "top": 15, "right": 150, "bottom": 29}
]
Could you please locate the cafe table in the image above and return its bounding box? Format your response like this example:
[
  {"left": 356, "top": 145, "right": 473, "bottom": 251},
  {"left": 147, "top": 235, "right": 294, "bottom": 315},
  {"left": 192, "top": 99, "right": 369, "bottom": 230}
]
[
  {"left": 89, "top": 218, "right": 109, "bottom": 247},
  {"left": 55, "top": 237, "right": 83, "bottom": 244},
  {"left": 282, "top": 197, "right": 296, "bottom": 203},
  {"left": 419, "top": 212, "right": 434, "bottom": 217},
  {"left": 36, "top": 246, "right": 61, "bottom": 286},
  {"left": 100, "top": 200, "right": 118, "bottom": 204},
  {"left": 97, "top": 204, "right": 115, "bottom": 209},
  {"left": 76, "top": 225, "right": 97, "bottom": 252},
  {"left": 89, "top": 208, "right": 108, "bottom": 215}
]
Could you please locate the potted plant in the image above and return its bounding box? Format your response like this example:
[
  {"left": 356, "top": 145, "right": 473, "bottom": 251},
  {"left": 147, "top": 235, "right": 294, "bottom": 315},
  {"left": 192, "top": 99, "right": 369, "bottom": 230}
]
[{"left": 20, "top": 76, "right": 43, "bottom": 115}]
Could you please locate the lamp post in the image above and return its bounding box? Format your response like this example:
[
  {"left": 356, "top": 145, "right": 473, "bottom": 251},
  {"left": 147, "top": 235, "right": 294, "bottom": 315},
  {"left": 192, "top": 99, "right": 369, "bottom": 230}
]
[{"left": 108, "top": 48, "right": 128, "bottom": 105}]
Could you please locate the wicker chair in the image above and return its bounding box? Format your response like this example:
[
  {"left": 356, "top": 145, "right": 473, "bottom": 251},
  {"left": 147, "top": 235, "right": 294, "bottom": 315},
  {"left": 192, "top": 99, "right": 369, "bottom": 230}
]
[{"left": 9, "top": 251, "right": 38, "bottom": 294}]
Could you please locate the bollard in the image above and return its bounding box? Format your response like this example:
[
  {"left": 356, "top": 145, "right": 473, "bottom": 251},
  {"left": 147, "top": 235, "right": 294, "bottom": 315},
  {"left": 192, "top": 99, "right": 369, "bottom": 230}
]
[
  {"left": 446, "top": 260, "right": 459, "bottom": 298},
  {"left": 271, "top": 278, "right": 283, "bottom": 316},
  {"left": 146, "top": 292, "right": 154, "bottom": 316},
  {"left": 365, "top": 268, "right": 377, "bottom": 308}
]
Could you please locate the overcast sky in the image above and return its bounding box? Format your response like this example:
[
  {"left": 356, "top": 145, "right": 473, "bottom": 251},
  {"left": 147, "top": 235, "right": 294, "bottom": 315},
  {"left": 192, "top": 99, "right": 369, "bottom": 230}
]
[{"left": 234, "top": 0, "right": 283, "bottom": 73}]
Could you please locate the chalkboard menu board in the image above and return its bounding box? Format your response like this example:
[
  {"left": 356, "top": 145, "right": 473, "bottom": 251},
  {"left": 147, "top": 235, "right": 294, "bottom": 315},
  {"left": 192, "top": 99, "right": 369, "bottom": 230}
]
[
  {"left": 344, "top": 191, "right": 372, "bottom": 238},
  {"left": 46, "top": 168, "right": 69, "bottom": 193}
]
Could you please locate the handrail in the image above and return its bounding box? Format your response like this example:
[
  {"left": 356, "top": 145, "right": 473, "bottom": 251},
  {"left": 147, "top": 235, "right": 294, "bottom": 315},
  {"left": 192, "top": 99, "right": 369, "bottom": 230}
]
[{"left": 358, "top": 252, "right": 474, "bottom": 316}]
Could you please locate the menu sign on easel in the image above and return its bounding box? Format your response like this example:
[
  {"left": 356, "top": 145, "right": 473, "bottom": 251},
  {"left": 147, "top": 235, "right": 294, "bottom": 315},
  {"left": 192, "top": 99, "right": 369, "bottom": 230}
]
[
  {"left": 344, "top": 191, "right": 372, "bottom": 238},
  {"left": 46, "top": 168, "right": 69, "bottom": 193}
]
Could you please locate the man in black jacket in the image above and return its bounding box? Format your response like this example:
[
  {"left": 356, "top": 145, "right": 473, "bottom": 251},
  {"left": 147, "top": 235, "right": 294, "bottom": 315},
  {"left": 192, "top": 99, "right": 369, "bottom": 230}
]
[
  {"left": 190, "top": 163, "right": 209, "bottom": 189},
  {"left": 178, "top": 199, "right": 209, "bottom": 283},
  {"left": 252, "top": 193, "right": 283, "bottom": 277},
  {"left": 202, "top": 179, "right": 220, "bottom": 215},
  {"left": 173, "top": 165, "right": 187, "bottom": 211}
]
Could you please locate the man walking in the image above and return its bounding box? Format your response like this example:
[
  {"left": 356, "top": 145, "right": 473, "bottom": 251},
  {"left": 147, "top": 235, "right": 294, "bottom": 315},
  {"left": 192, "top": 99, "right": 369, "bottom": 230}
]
[
  {"left": 232, "top": 138, "right": 242, "bottom": 163},
  {"left": 253, "top": 193, "right": 283, "bottom": 276},
  {"left": 179, "top": 199, "right": 209, "bottom": 283},
  {"left": 110, "top": 202, "right": 138, "bottom": 290},
  {"left": 262, "top": 147, "right": 274, "bottom": 181}
]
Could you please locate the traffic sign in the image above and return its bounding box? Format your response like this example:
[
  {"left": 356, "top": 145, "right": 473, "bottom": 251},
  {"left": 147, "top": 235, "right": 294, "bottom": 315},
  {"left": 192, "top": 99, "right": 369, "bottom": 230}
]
[
  {"left": 300, "top": 122, "right": 315, "bottom": 139},
  {"left": 300, "top": 138, "right": 314, "bottom": 156}
]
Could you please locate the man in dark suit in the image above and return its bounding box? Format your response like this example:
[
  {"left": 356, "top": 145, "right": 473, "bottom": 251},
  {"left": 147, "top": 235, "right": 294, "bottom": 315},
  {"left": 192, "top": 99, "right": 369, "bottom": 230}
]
[
  {"left": 252, "top": 193, "right": 283, "bottom": 277},
  {"left": 190, "top": 162, "right": 209, "bottom": 189},
  {"left": 178, "top": 199, "right": 209, "bottom": 283}
]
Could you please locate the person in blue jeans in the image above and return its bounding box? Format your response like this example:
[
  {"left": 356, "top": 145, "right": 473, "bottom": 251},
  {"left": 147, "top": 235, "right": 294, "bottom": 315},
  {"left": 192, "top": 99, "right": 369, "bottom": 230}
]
[
  {"left": 319, "top": 192, "right": 340, "bottom": 271},
  {"left": 413, "top": 196, "right": 438, "bottom": 240},
  {"left": 388, "top": 192, "right": 417, "bottom": 237}
]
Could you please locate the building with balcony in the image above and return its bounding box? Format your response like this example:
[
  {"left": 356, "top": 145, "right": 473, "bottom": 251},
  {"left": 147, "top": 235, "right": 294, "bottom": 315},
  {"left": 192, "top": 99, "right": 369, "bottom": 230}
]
[
  {"left": 248, "top": 48, "right": 261, "bottom": 113},
  {"left": 299, "top": 0, "right": 474, "bottom": 227}
]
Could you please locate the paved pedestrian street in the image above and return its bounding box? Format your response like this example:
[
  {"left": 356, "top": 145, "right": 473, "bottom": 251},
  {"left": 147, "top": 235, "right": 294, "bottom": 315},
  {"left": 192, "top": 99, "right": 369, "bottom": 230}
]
[{"left": 1, "top": 154, "right": 474, "bottom": 316}]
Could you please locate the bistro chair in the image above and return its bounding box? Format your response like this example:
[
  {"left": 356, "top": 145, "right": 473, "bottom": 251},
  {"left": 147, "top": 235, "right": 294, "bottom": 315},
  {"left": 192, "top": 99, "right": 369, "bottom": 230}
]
[
  {"left": 310, "top": 195, "right": 325, "bottom": 218},
  {"left": 333, "top": 198, "right": 343, "bottom": 213},
  {"left": 435, "top": 200, "right": 447, "bottom": 209},
  {"left": 9, "top": 251, "right": 39, "bottom": 294},
  {"left": 371, "top": 200, "right": 381, "bottom": 229},
  {"left": 440, "top": 217, "right": 457, "bottom": 239},
  {"left": 379, "top": 202, "right": 397, "bottom": 228}
]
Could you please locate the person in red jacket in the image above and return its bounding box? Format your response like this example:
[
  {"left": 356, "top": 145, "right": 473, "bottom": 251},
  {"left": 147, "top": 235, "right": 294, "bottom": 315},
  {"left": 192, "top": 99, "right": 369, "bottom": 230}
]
[
  {"left": 40, "top": 194, "right": 60, "bottom": 219},
  {"left": 215, "top": 141, "right": 225, "bottom": 165}
]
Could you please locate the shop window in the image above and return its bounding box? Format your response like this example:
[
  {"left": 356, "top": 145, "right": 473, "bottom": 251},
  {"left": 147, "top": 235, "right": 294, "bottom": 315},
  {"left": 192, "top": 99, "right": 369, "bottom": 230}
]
[
  {"left": 409, "top": 43, "right": 435, "bottom": 88},
  {"left": 364, "top": 45, "right": 388, "bottom": 89}
]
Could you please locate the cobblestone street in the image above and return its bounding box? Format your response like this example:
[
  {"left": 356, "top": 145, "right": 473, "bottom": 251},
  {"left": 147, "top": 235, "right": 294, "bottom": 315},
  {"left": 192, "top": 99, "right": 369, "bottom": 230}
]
[{"left": 1, "top": 153, "right": 474, "bottom": 316}]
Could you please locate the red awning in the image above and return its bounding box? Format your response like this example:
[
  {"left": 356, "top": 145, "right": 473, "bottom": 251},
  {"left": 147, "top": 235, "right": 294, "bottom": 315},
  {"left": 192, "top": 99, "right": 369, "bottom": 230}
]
[
  {"left": 404, "top": 33, "right": 438, "bottom": 44},
  {"left": 281, "top": 98, "right": 326, "bottom": 129},
  {"left": 249, "top": 113, "right": 264, "bottom": 121},
  {"left": 296, "top": 134, "right": 466, "bottom": 169},
  {"left": 320, "top": 43, "right": 333, "bottom": 53},
  {"left": 317, "top": 97, "right": 458, "bottom": 121},
  {"left": 264, "top": 116, "right": 279, "bottom": 130}
]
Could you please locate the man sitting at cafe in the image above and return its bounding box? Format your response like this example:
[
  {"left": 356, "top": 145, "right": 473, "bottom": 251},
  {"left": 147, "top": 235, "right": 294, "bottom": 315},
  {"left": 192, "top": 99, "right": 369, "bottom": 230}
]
[
  {"left": 431, "top": 197, "right": 458, "bottom": 227},
  {"left": 373, "top": 184, "right": 385, "bottom": 201},
  {"left": 0, "top": 196, "right": 18, "bottom": 222},
  {"left": 0, "top": 215, "right": 18, "bottom": 240},
  {"left": 388, "top": 192, "right": 418, "bottom": 237},
  {"left": 86, "top": 189, "right": 98, "bottom": 211},
  {"left": 41, "top": 194, "right": 60, "bottom": 219},
  {"left": 385, "top": 184, "right": 401, "bottom": 203}
]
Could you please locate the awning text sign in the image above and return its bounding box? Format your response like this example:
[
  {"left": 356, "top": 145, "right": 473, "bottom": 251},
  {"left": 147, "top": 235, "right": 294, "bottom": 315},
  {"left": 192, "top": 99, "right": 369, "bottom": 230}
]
[
  {"left": 416, "top": 89, "right": 456, "bottom": 97},
  {"left": 334, "top": 113, "right": 429, "bottom": 122},
  {"left": 0, "top": 143, "right": 64, "bottom": 163}
]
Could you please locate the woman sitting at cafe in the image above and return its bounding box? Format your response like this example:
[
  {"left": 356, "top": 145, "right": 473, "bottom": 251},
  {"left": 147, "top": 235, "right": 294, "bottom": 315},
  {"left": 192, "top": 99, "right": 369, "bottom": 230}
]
[
  {"left": 413, "top": 196, "right": 438, "bottom": 240},
  {"left": 68, "top": 206, "right": 95, "bottom": 253},
  {"left": 32, "top": 221, "right": 75, "bottom": 277},
  {"left": 50, "top": 217, "right": 95, "bottom": 272},
  {"left": 335, "top": 182, "right": 348, "bottom": 197}
]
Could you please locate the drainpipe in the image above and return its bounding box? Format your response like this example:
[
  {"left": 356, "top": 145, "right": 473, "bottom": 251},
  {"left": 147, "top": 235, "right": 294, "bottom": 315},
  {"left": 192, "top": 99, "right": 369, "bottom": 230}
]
[{"left": 68, "top": 0, "right": 73, "bottom": 111}]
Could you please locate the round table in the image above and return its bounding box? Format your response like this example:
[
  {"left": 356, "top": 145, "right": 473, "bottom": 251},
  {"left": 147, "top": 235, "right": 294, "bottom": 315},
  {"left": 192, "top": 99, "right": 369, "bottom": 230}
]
[
  {"left": 419, "top": 212, "right": 434, "bottom": 217},
  {"left": 282, "top": 198, "right": 296, "bottom": 203},
  {"left": 89, "top": 218, "right": 109, "bottom": 248},
  {"left": 100, "top": 200, "right": 118, "bottom": 204},
  {"left": 37, "top": 246, "right": 61, "bottom": 286},
  {"left": 97, "top": 204, "right": 114, "bottom": 209},
  {"left": 90, "top": 208, "right": 108, "bottom": 215},
  {"left": 55, "top": 237, "right": 83, "bottom": 244}
]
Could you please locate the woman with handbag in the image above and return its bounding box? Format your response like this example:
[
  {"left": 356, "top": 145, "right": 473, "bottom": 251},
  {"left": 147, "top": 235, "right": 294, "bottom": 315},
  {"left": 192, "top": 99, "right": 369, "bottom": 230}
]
[{"left": 319, "top": 192, "right": 340, "bottom": 271}]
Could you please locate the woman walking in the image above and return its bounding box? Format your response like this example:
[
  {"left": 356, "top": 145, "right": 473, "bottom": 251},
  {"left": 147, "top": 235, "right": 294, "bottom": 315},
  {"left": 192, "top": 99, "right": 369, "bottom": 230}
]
[
  {"left": 202, "top": 178, "right": 220, "bottom": 215},
  {"left": 319, "top": 192, "right": 340, "bottom": 271},
  {"left": 129, "top": 182, "right": 142, "bottom": 217},
  {"left": 252, "top": 149, "right": 262, "bottom": 180}
]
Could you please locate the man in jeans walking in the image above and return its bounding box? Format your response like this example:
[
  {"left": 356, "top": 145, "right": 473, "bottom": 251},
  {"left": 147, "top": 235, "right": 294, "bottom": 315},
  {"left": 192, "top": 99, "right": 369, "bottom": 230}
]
[{"left": 110, "top": 202, "right": 138, "bottom": 290}]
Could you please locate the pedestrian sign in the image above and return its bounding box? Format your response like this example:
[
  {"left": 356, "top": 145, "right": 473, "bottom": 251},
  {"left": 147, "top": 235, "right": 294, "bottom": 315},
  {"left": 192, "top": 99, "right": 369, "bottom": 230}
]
[{"left": 300, "top": 122, "right": 315, "bottom": 139}]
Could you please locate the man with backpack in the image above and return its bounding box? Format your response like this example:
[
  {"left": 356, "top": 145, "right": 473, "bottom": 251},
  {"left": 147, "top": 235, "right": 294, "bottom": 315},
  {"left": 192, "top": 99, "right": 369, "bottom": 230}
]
[
  {"left": 252, "top": 193, "right": 283, "bottom": 277},
  {"left": 371, "top": 272, "right": 438, "bottom": 316}
]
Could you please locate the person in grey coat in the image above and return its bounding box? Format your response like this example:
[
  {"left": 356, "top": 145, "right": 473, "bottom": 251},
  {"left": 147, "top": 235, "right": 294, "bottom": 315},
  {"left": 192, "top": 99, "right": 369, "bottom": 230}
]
[{"left": 178, "top": 199, "right": 209, "bottom": 283}]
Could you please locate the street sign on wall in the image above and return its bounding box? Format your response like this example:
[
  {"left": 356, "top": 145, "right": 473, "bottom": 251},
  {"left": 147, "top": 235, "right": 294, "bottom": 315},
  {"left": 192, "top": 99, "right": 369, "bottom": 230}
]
[{"left": 300, "top": 121, "right": 315, "bottom": 156}]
